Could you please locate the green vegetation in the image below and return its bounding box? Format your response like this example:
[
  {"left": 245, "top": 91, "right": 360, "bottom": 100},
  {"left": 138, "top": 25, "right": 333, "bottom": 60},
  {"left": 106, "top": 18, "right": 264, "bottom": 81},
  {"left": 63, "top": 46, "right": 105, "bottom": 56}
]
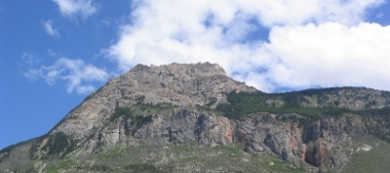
[
  {"left": 342, "top": 136, "right": 390, "bottom": 173},
  {"left": 111, "top": 107, "right": 152, "bottom": 127},
  {"left": 111, "top": 107, "right": 133, "bottom": 120},
  {"left": 137, "top": 102, "right": 177, "bottom": 113},
  {"left": 0, "top": 140, "right": 30, "bottom": 162},
  {"left": 216, "top": 90, "right": 349, "bottom": 119},
  {"left": 260, "top": 155, "right": 306, "bottom": 173},
  {"left": 353, "top": 107, "right": 390, "bottom": 142},
  {"left": 100, "top": 147, "right": 122, "bottom": 158},
  {"left": 46, "top": 160, "right": 74, "bottom": 173},
  {"left": 353, "top": 106, "right": 390, "bottom": 121},
  {"left": 0, "top": 141, "right": 26, "bottom": 154},
  {"left": 205, "top": 97, "right": 217, "bottom": 107},
  {"left": 111, "top": 102, "right": 179, "bottom": 127},
  {"left": 213, "top": 144, "right": 243, "bottom": 157},
  {"left": 215, "top": 90, "right": 390, "bottom": 144},
  {"left": 123, "top": 164, "right": 166, "bottom": 173},
  {"left": 42, "top": 132, "right": 76, "bottom": 158},
  {"left": 90, "top": 164, "right": 112, "bottom": 171},
  {"left": 135, "top": 95, "right": 146, "bottom": 104},
  {"left": 91, "top": 145, "right": 304, "bottom": 173}
]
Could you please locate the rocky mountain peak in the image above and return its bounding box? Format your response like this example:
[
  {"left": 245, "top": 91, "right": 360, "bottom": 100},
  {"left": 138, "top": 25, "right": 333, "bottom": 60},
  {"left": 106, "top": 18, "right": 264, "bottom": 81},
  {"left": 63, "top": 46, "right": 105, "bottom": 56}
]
[
  {"left": 105, "top": 62, "right": 256, "bottom": 107},
  {"left": 52, "top": 62, "right": 256, "bottom": 141},
  {"left": 131, "top": 62, "right": 227, "bottom": 78}
]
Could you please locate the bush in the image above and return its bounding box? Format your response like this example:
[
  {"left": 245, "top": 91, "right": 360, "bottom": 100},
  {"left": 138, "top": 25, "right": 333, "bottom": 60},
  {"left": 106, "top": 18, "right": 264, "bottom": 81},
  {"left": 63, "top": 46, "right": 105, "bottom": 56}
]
[
  {"left": 42, "top": 132, "right": 75, "bottom": 158},
  {"left": 111, "top": 107, "right": 133, "bottom": 121},
  {"left": 111, "top": 107, "right": 152, "bottom": 127}
]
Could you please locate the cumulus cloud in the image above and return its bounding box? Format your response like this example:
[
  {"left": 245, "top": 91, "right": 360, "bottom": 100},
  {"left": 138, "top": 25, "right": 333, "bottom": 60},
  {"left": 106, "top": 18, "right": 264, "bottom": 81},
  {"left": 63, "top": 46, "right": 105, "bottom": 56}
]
[
  {"left": 105, "top": 0, "right": 388, "bottom": 92},
  {"left": 43, "top": 20, "right": 60, "bottom": 37},
  {"left": 53, "top": 0, "right": 97, "bottom": 18},
  {"left": 266, "top": 22, "right": 390, "bottom": 90},
  {"left": 24, "top": 58, "right": 109, "bottom": 94}
]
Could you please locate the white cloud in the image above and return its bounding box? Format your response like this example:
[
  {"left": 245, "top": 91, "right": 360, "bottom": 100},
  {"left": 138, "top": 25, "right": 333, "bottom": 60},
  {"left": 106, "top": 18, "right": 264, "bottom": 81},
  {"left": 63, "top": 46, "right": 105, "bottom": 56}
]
[
  {"left": 266, "top": 22, "right": 390, "bottom": 90},
  {"left": 105, "top": 0, "right": 389, "bottom": 92},
  {"left": 22, "top": 52, "right": 41, "bottom": 66},
  {"left": 235, "top": 0, "right": 384, "bottom": 26},
  {"left": 25, "top": 58, "right": 109, "bottom": 94},
  {"left": 52, "top": 0, "right": 97, "bottom": 18},
  {"left": 43, "top": 20, "right": 60, "bottom": 37}
]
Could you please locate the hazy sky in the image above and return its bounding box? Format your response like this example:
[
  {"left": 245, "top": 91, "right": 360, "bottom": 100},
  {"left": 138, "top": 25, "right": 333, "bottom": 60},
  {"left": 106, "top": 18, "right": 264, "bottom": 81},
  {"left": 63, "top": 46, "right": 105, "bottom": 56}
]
[{"left": 1, "top": 0, "right": 390, "bottom": 149}]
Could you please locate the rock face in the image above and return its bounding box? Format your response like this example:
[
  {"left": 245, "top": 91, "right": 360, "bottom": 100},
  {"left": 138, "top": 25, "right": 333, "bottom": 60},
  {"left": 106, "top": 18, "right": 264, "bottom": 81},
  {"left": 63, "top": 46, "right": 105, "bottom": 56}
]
[
  {"left": 129, "top": 110, "right": 234, "bottom": 147},
  {"left": 2, "top": 62, "right": 390, "bottom": 173},
  {"left": 302, "top": 114, "right": 366, "bottom": 168},
  {"left": 236, "top": 114, "right": 308, "bottom": 167}
]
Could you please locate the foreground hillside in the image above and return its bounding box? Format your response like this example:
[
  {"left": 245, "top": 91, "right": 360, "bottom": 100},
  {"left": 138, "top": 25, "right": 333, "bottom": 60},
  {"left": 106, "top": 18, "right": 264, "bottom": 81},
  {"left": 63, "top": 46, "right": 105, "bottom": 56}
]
[{"left": 1, "top": 62, "right": 390, "bottom": 173}]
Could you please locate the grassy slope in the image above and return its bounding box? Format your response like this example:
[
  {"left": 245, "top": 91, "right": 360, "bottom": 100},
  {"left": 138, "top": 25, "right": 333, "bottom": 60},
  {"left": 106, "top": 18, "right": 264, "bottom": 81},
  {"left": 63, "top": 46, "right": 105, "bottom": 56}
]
[
  {"left": 341, "top": 136, "right": 390, "bottom": 173},
  {"left": 10, "top": 145, "right": 305, "bottom": 173}
]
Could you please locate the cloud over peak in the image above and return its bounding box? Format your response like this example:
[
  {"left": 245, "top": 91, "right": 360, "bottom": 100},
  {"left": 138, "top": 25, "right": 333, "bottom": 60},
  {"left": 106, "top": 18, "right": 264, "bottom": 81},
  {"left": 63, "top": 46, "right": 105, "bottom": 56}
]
[{"left": 107, "top": 0, "right": 390, "bottom": 92}]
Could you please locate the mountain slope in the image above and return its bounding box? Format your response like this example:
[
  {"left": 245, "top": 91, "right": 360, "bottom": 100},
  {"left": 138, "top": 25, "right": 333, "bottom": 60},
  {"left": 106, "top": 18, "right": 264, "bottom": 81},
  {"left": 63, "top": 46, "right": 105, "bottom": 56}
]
[{"left": 1, "top": 62, "right": 390, "bottom": 173}]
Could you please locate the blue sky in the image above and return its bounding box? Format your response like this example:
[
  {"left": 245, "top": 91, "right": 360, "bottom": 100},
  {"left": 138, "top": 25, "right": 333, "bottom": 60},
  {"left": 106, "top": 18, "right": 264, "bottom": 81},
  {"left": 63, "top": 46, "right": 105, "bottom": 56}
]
[{"left": 1, "top": 0, "right": 390, "bottom": 150}]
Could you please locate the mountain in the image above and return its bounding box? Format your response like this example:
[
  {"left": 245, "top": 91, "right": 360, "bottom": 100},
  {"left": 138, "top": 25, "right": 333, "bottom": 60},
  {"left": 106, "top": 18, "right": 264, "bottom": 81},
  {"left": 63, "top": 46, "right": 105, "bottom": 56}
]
[{"left": 2, "top": 62, "right": 390, "bottom": 173}]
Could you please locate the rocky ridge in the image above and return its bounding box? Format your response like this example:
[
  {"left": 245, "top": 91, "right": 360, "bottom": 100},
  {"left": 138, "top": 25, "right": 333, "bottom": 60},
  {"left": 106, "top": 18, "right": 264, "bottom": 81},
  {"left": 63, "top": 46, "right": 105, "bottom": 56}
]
[{"left": 1, "top": 62, "right": 390, "bottom": 173}]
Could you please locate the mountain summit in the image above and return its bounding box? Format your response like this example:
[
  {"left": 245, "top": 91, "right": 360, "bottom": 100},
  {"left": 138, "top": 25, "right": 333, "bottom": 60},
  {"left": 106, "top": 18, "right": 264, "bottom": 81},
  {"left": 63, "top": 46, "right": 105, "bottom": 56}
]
[
  {"left": 50, "top": 62, "right": 256, "bottom": 154},
  {"left": 2, "top": 62, "right": 390, "bottom": 173}
]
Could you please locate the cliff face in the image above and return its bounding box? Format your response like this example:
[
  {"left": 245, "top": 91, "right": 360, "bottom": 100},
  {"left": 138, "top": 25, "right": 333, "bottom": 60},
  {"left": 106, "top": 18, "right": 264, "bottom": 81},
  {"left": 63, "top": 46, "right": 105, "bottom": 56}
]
[{"left": 2, "top": 62, "right": 390, "bottom": 173}]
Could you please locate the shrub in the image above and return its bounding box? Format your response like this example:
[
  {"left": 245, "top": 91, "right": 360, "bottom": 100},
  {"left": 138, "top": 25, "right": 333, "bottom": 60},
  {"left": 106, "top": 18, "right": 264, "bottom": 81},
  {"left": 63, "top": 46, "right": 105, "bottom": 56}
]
[
  {"left": 111, "top": 107, "right": 152, "bottom": 127},
  {"left": 111, "top": 107, "right": 133, "bottom": 121},
  {"left": 42, "top": 132, "right": 75, "bottom": 157}
]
